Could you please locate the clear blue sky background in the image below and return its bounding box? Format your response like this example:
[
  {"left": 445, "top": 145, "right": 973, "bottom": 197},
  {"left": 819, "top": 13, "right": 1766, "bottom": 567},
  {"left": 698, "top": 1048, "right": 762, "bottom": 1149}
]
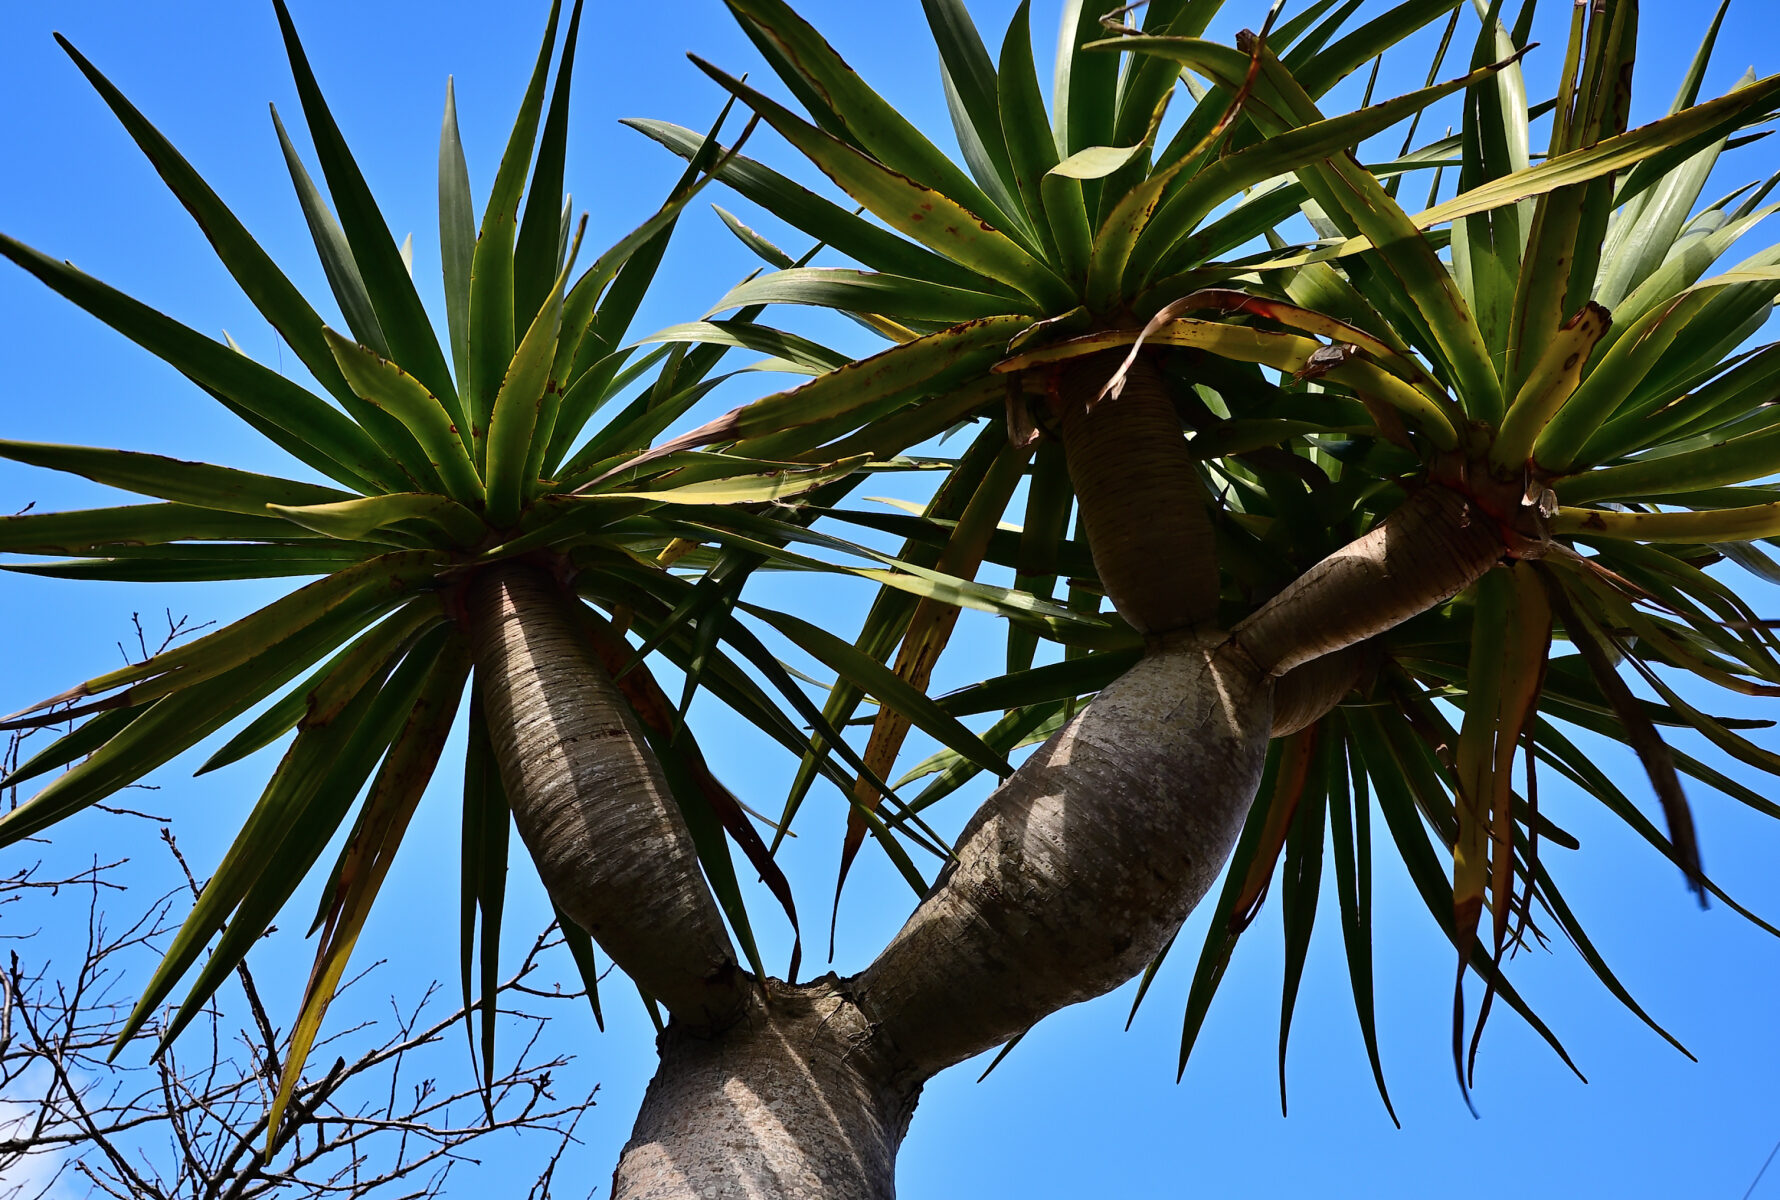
[{"left": 6, "top": 1, "right": 1780, "bottom": 1196}]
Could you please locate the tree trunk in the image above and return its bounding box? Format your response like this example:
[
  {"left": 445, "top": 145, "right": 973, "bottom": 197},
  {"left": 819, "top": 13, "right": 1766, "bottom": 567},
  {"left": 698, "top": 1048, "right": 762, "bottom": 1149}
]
[
  {"left": 462, "top": 374, "right": 1510, "bottom": 1194},
  {"left": 612, "top": 979, "right": 920, "bottom": 1200},
  {"left": 606, "top": 634, "right": 1272, "bottom": 1198}
]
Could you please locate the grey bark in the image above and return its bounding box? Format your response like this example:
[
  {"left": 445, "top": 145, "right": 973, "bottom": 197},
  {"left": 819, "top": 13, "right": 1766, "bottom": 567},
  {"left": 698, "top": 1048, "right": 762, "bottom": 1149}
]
[
  {"left": 603, "top": 635, "right": 1273, "bottom": 1198},
  {"left": 468, "top": 562, "right": 750, "bottom": 1032},
  {"left": 1233, "top": 484, "right": 1505, "bottom": 677},
  {"left": 854, "top": 634, "right": 1272, "bottom": 1076},
  {"left": 613, "top": 979, "right": 919, "bottom": 1200},
  {"left": 466, "top": 474, "right": 1502, "bottom": 1197}
]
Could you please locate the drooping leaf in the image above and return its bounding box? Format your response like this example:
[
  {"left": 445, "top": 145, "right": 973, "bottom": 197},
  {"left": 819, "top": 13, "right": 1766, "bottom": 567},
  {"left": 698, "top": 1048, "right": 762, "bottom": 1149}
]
[
  {"left": 1326, "top": 724, "right": 1398, "bottom": 1123},
  {"left": 196, "top": 601, "right": 446, "bottom": 775},
  {"left": 269, "top": 638, "right": 471, "bottom": 1147},
  {"left": 141, "top": 628, "right": 453, "bottom": 1057},
  {"left": 1543, "top": 574, "right": 1705, "bottom": 901},
  {"left": 835, "top": 439, "right": 1030, "bottom": 912}
]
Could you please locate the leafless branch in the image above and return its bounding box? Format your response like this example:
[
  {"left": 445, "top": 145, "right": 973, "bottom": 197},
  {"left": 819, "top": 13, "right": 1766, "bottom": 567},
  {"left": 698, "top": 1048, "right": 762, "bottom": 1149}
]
[{"left": 0, "top": 830, "right": 599, "bottom": 1200}]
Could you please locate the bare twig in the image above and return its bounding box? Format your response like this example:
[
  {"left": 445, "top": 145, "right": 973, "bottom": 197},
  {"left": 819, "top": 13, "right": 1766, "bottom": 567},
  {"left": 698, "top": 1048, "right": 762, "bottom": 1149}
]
[{"left": 1, "top": 826, "right": 600, "bottom": 1200}]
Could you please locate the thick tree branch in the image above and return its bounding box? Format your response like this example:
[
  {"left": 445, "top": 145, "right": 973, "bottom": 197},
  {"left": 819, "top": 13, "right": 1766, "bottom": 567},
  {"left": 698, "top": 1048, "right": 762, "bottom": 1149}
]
[
  {"left": 1055, "top": 350, "right": 1220, "bottom": 634},
  {"left": 1233, "top": 483, "right": 1507, "bottom": 677},
  {"left": 1270, "top": 643, "right": 1373, "bottom": 736},
  {"left": 855, "top": 634, "right": 1271, "bottom": 1077},
  {"left": 851, "top": 477, "right": 1512, "bottom": 1079},
  {"left": 468, "top": 562, "right": 749, "bottom": 1032}
]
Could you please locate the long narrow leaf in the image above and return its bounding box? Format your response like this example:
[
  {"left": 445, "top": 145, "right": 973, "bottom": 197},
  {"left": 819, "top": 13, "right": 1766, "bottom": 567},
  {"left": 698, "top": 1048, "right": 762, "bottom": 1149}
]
[
  {"left": 271, "top": 0, "right": 460, "bottom": 422},
  {"left": 269, "top": 639, "right": 471, "bottom": 1146},
  {"left": 0, "top": 234, "right": 394, "bottom": 493}
]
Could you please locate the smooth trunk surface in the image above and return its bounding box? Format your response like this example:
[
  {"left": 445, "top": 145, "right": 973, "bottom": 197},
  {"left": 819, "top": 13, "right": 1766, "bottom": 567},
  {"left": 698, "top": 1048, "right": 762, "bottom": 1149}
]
[
  {"left": 856, "top": 635, "right": 1271, "bottom": 1075},
  {"left": 1057, "top": 350, "right": 1219, "bottom": 634},
  {"left": 469, "top": 563, "right": 748, "bottom": 1030},
  {"left": 1270, "top": 643, "right": 1371, "bottom": 736},
  {"left": 1234, "top": 484, "right": 1506, "bottom": 676},
  {"left": 613, "top": 979, "right": 918, "bottom": 1200}
]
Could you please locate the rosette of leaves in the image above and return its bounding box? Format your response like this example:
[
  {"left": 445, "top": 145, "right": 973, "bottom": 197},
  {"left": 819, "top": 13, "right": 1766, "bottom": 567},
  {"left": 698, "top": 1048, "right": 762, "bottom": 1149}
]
[
  {"left": 0, "top": 0, "right": 905, "bottom": 1143},
  {"left": 631, "top": 0, "right": 1773, "bottom": 850},
  {"left": 621, "top": 0, "right": 1520, "bottom": 899},
  {"left": 636, "top": 0, "right": 1780, "bottom": 1108},
  {"left": 1035, "top": 0, "right": 1780, "bottom": 1113}
]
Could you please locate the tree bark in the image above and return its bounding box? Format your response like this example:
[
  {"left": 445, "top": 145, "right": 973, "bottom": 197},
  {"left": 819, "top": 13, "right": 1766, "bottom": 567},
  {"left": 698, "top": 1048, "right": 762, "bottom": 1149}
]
[
  {"left": 855, "top": 633, "right": 1272, "bottom": 1076},
  {"left": 612, "top": 979, "right": 919, "bottom": 1200},
  {"left": 1056, "top": 351, "right": 1220, "bottom": 634},
  {"left": 604, "top": 634, "right": 1272, "bottom": 1198},
  {"left": 468, "top": 562, "right": 751, "bottom": 1032},
  {"left": 466, "top": 372, "right": 1517, "bottom": 1194},
  {"left": 1270, "top": 643, "right": 1371, "bottom": 736},
  {"left": 1233, "top": 483, "right": 1505, "bottom": 677}
]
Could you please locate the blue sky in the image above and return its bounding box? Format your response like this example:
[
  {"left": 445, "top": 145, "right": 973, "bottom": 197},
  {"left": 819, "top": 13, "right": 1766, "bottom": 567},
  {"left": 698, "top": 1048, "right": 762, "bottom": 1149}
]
[{"left": 6, "top": 1, "right": 1780, "bottom": 1196}]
